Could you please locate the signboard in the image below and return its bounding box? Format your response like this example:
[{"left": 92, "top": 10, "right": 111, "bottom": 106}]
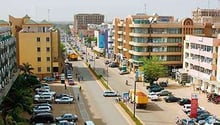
[{"left": 190, "top": 93, "right": 198, "bottom": 118}]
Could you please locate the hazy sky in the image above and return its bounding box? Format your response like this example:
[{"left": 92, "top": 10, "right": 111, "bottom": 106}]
[{"left": 0, "top": 0, "right": 219, "bottom": 22}]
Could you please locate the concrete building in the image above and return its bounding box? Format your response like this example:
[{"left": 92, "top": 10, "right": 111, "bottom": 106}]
[
  {"left": 0, "top": 21, "right": 17, "bottom": 89},
  {"left": 73, "top": 13, "right": 104, "bottom": 36},
  {"left": 183, "top": 35, "right": 220, "bottom": 95},
  {"left": 192, "top": 8, "right": 220, "bottom": 23},
  {"left": 112, "top": 13, "right": 212, "bottom": 74},
  {"left": 9, "top": 15, "right": 64, "bottom": 79}
]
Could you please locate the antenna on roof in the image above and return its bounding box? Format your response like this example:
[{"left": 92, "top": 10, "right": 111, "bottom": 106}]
[{"left": 144, "top": 3, "right": 147, "bottom": 14}]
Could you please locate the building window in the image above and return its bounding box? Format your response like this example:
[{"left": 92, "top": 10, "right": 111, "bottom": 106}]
[
  {"left": 47, "top": 67, "right": 50, "bottom": 72},
  {"left": 46, "top": 57, "right": 50, "bottom": 61},
  {"left": 37, "top": 37, "right": 40, "bottom": 42},
  {"left": 37, "top": 47, "right": 41, "bottom": 52},
  {"left": 46, "top": 37, "right": 50, "bottom": 42},
  {"left": 37, "top": 67, "right": 41, "bottom": 72},
  {"left": 46, "top": 47, "right": 50, "bottom": 52},
  {"left": 37, "top": 57, "right": 41, "bottom": 62}
]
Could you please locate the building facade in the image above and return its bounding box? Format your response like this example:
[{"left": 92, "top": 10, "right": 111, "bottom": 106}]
[
  {"left": 9, "top": 15, "right": 64, "bottom": 79},
  {"left": 192, "top": 8, "right": 220, "bottom": 23},
  {"left": 73, "top": 13, "right": 104, "bottom": 36},
  {"left": 112, "top": 14, "right": 212, "bottom": 74},
  {"left": 0, "top": 22, "right": 17, "bottom": 89},
  {"left": 183, "top": 35, "right": 220, "bottom": 95}
]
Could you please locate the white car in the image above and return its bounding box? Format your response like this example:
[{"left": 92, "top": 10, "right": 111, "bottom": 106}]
[
  {"left": 103, "top": 90, "right": 118, "bottom": 97},
  {"left": 148, "top": 92, "right": 159, "bottom": 101},
  {"left": 55, "top": 96, "right": 74, "bottom": 104},
  {"left": 33, "top": 106, "right": 52, "bottom": 114}
]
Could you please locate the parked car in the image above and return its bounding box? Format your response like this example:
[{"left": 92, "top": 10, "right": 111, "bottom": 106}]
[
  {"left": 164, "top": 95, "right": 181, "bottom": 103},
  {"left": 119, "top": 70, "right": 129, "bottom": 75},
  {"left": 180, "top": 118, "right": 196, "bottom": 125},
  {"left": 109, "top": 62, "right": 119, "bottom": 68},
  {"left": 57, "top": 120, "right": 75, "bottom": 125},
  {"left": 30, "top": 112, "right": 54, "bottom": 124},
  {"left": 182, "top": 104, "right": 191, "bottom": 113},
  {"left": 157, "top": 90, "right": 172, "bottom": 96},
  {"left": 178, "top": 98, "right": 191, "bottom": 105},
  {"left": 148, "top": 86, "right": 164, "bottom": 93},
  {"left": 84, "top": 120, "right": 95, "bottom": 125},
  {"left": 67, "top": 74, "right": 73, "bottom": 79},
  {"left": 34, "top": 96, "right": 54, "bottom": 103},
  {"left": 43, "top": 76, "right": 56, "bottom": 82},
  {"left": 55, "top": 113, "right": 78, "bottom": 122},
  {"left": 34, "top": 103, "right": 53, "bottom": 110},
  {"left": 103, "top": 90, "right": 119, "bottom": 97},
  {"left": 33, "top": 106, "right": 52, "bottom": 114},
  {"left": 56, "top": 93, "right": 74, "bottom": 99},
  {"left": 104, "top": 60, "right": 110, "bottom": 65},
  {"left": 68, "top": 79, "right": 74, "bottom": 85},
  {"left": 148, "top": 92, "right": 159, "bottom": 101},
  {"left": 195, "top": 113, "right": 212, "bottom": 123},
  {"left": 55, "top": 96, "right": 74, "bottom": 104},
  {"left": 159, "top": 81, "right": 168, "bottom": 87}
]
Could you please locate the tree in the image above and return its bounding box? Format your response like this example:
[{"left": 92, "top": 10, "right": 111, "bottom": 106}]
[
  {"left": 140, "top": 56, "right": 167, "bottom": 85},
  {"left": 18, "top": 62, "right": 34, "bottom": 75}
]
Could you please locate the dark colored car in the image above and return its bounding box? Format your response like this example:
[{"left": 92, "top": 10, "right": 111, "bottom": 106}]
[
  {"left": 159, "top": 81, "right": 168, "bottom": 87},
  {"left": 148, "top": 86, "right": 164, "bottom": 93},
  {"left": 195, "top": 113, "right": 211, "bottom": 123},
  {"left": 178, "top": 98, "right": 191, "bottom": 105},
  {"left": 181, "top": 118, "right": 196, "bottom": 125},
  {"left": 55, "top": 113, "right": 78, "bottom": 122},
  {"left": 30, "top": 112, "right": 54, "bottom": 124},
  {"left": 109, "top": 62, "right": 119, "bottom": 68},
  {"left": 164, "top": 96, "right": 181, "bottom": 103}
]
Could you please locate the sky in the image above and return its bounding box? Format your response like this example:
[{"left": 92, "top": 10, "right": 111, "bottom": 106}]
[{"left": 0, "top": 0, "right": 219, "bottom": 22}]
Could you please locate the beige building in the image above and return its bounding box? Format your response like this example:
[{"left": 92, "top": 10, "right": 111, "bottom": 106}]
[
  {"left": 113, "top": 13, "right": 213, "bottom": 74},
  {"left": 73, "top": 13, "right": 104, "bottom": 36},
  {"left": 192, "top": 8, "right": 220, "bottom": 23},
  {"left": 9, "top": 15, "right": 64, "bottom": 79}
]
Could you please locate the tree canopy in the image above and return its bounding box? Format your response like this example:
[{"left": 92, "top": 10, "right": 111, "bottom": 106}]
[{"left": 140, "top": 56, "right": 167, "bottom": 84}]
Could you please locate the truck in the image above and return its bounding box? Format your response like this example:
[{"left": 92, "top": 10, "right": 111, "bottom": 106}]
[
  {"left": 67, "top": 53, "right": 78, "bottom": 61},
  {"left": 129, "top": 89, "right": 148, "bottom": 109}
]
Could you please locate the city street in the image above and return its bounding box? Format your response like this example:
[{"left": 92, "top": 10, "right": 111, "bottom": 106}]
[{"left": 79, "top": 45, "right": 220, "bottom": 125}]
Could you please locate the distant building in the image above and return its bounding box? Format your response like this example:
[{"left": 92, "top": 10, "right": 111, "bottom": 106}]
[
  {"left": 113, "top": 13, "right": 214, "bottom": 74},
  {"left": 9, "top": 15, "right": 64, "bottom": 79},
  {"left": 192, "top": 8, "right": 220, "bottom": 23},
  {"left": 0, "top": 21, "right": 17, "bottom": 89},
  {"left": 183, "top": 35, "right": 220, "bottom": 94},
  {"left": 73, "top": 13, "right": 104, "bottom": 36}
]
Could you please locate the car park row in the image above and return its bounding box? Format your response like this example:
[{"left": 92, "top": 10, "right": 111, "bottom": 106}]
[{"left": 31, "top": 82, "right": 78, "bottom": 125}]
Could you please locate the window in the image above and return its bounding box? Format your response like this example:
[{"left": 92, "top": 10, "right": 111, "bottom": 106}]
[
  {"left": 37, "top": 37, "right": 40, "bottom": 42},
  {"left": 37, "top": 47, "right": 41, "bottom": 52},
  {"left": 46, "top": 37, "right": 50, "bottom": 42},
  {"left": 37, "top": 57, "right": 41, "bottom": 62},
  {"left": 47, "top": 67, "right": 50, "bottom": 72},
  {"left": 46, "top": 47, "right": 50, "bottom": 52},
  {"left": 37, "top": 67, "right": 41, "bottom": 72},
  {"left": 46, "top": 57, "right": 50, "bottom": 61}
]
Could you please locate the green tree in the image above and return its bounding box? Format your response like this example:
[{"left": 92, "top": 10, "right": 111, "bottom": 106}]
[
  {"left": 18, "top": 62, "right": 34, "bottom": 75},
  {"left": 140, "top": 56, "right": 167, "bottom": 85}
]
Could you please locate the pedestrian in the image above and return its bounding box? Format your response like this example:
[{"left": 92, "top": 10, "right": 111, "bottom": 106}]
[
  {"left": 78, "top": 76, "right": 80, "bottom": 82},
  {"left": 79, "top": 86, "right": 82, "bottom": 91},
  {"left": 176, "top": 116, "right": 180, "bottom": 124},
  {"left": 64, "top": 83, "right": 67, "bottom": 90},
  {"left": 77, "top": 94, "right": 79, "bottom": 101},
  {"left": 75, "top": 73, "right": 78, "bottom": 78},
  {"left": 81, "top": 76, "right": 83, "bottom": 81}
]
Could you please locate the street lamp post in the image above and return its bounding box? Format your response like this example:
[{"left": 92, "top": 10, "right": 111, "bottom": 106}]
[{"left": 133, "top": 69, "right": 139, "bottom": 118}]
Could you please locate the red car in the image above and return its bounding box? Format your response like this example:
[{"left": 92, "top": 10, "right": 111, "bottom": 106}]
[{"left": 68, "top": 79, "right": 74, "bottom": 85}]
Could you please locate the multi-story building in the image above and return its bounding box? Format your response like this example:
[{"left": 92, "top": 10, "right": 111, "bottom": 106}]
[
  {"left": 192, "top": 8, "right": 220, "bottom": 23},
  {"left": 183, "top": 35, "right": 220, "bottom": 95},
  {"left": 0, "top": 21, "right": 17, "bottom": 89},
  {"left": 73, "top": 13, "right": 104, "bottom": 36},
  {"left": 112, "top": 13, "right": 212, "bottom": 74},
  {"left": 9, "top": 15, "right": 64, "bottom": 79}
]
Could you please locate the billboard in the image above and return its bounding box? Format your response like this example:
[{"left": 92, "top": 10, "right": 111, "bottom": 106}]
[
  {"left": 98, "top": 32, "right": 105, "bottom": 48},
  {"left": 190, "top": 93, "right": 198, "bottom": 118}
]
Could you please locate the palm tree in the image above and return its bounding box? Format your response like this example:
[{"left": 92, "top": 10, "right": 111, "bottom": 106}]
[{"left": 18, "top": 62, "right": 34, "bottom": 75}]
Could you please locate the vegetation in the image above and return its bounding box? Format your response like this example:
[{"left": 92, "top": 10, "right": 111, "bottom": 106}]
[
  {"left": 118, "top": 102, "right": 143, "bottom": 125},
  {"left": 85, "top": 37, "right": 97, "bottom": 47},
  {"left": 140, "top": 56, "right": 167, "bottom": 85},
  {"left": 1, "top": 63, "right": 39, "bottom": 124},
  {"left": 60, "top": 42, "right": 67, "bottom": 53}
]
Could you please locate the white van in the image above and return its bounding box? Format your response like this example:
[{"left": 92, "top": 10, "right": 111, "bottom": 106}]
[{"left": 182, "top": 104, "right": 191, "bottom": 113}]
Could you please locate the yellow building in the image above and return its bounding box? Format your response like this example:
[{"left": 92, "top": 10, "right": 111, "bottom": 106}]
[
  {"left": 113, "top": 14, "right": 213, "bottom": 74},
  {"left": 9, "top": 15, "right": 64, "bottom": 79}
]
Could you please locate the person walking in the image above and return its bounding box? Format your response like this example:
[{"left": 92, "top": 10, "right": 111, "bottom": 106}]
[{"left": 77, "top": 94, "right": 80, "bottom": 101}]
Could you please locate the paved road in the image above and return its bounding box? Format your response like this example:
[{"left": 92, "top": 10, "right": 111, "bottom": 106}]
[{"left": 69, "top": 60, "right": 132, "bottom": 125}]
